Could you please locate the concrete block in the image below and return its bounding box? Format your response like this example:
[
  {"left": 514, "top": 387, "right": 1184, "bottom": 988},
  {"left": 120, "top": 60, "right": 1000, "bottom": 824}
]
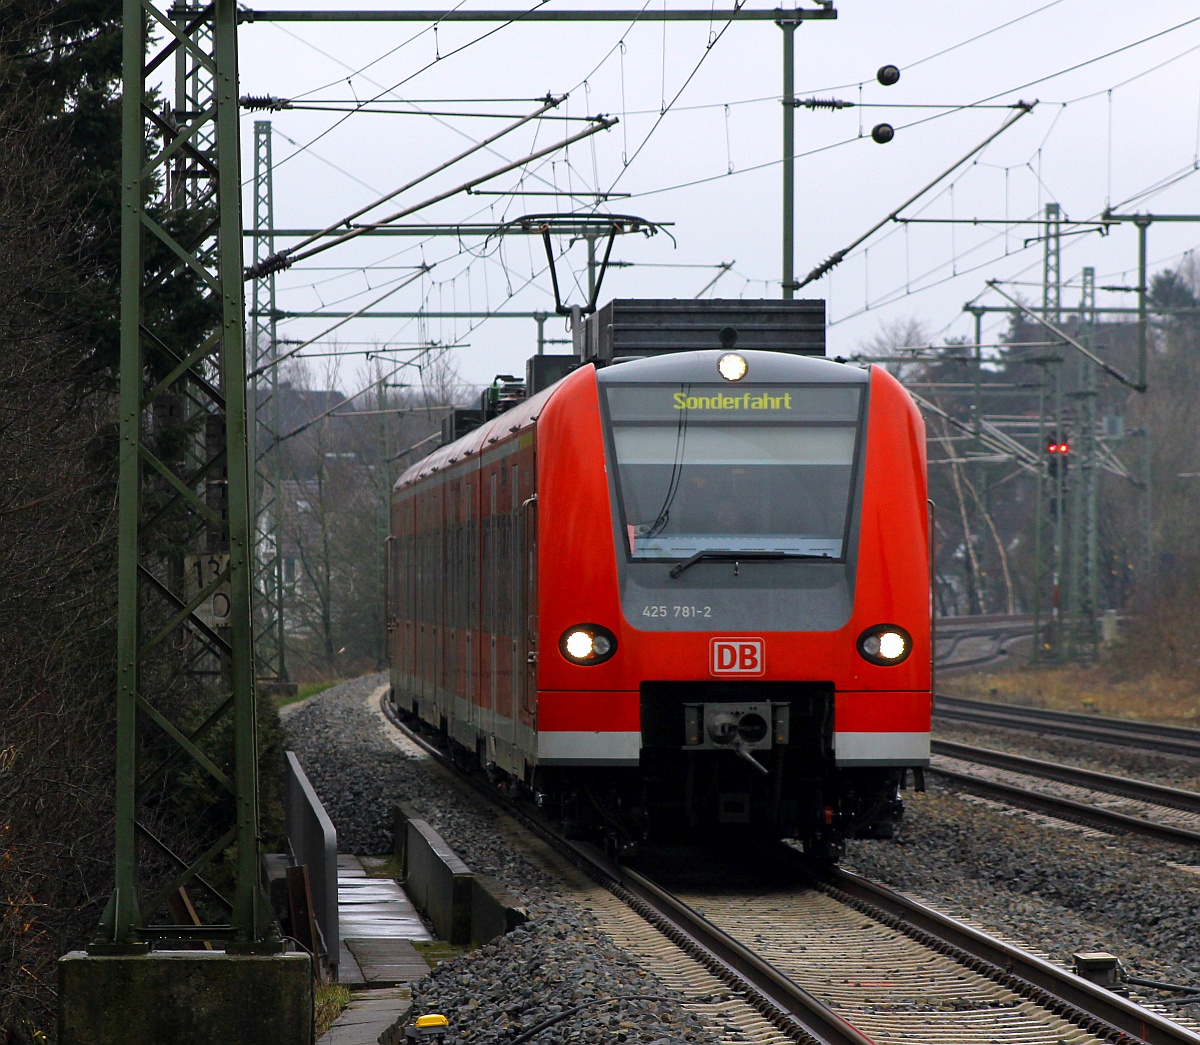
[
  {"left": 59, "top": 950, "right": 313, "bottom": 1045},
  {"left": 404, "top": 819, "right": 473, "bottom": 945},
  {"left": 470, "top": 875, "right": 528, "bottom": 945},
  {"left": 391, "top": 802, "right": 423, "bottom": 872}
]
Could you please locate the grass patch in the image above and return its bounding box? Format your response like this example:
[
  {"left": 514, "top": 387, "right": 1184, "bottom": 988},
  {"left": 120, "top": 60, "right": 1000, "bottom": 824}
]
[
  {"left": 275, "top": 679, "right": 342, "bottom": 710},
  {"left": 944, "top": 661, "right": 1200, "bottom": 725},
  {"left": 361, "top": 854, "right": 406, "bottom": 880},
  {"left": 411, "top": 939, "right": 470, "bottom": 968},
  {"left": 315, "top": 982, "right": 352, "bottom": 1038}
]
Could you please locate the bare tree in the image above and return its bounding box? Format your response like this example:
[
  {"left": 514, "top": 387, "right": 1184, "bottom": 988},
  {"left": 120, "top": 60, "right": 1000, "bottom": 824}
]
[
  {"left": 276, "top": 352, "right": 476, "bottom": 677},
  {"left": 860, "top": 316, "right": 931, "bottom": 383}
]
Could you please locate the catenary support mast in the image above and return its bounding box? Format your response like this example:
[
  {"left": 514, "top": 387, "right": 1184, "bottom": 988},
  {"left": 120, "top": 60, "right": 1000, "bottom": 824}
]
[
  {"left": 97, "top": 0, "right": 270, "bottom": 949},
  {"left": 252, "top": 120, "right": 288, "bottom": 685}
]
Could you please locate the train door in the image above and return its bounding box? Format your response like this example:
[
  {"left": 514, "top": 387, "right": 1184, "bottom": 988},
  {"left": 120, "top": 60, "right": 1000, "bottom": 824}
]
[
  {"left": 485, "top": 468, "right": 499, "bottom": 751},
  {"left": 465, "top": 479, "right": 476, "bottom": 734},
  {"left": 421, "top": 487, "right": 436, "bottom": 720},
  {"left": 521, "top": 445, "right": 538, "bottom": 734},
  {"left": 509, "top": 462, "right": 523, "bottom": 736},
  {"left": 435, "top": 481, "right": 447, "bottom": 725},
  {"left": 406, "top": 502, "right": 416, "bottom": 703},
  {"left": 444, "top": 484, "right": 456, "bottom": 734},
  {"left": 493, "top": 465, "right": 516, "bottom": 763},
  {"left": 413, "top": 496, "right": 425, "bottom": 710}
]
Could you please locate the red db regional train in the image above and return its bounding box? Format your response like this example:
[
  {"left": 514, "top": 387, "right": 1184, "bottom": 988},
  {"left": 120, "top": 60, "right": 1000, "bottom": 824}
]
[{"left": 387, "top": 299, "right": 931, "bottom": 859}]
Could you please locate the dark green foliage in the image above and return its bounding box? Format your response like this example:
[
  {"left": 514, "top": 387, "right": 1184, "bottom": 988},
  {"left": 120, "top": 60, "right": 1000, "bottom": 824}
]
[
  {"left": 0, "top": 1, "right": 277, "bottom": 1038},
  {"left": 1149, "top": 268, "right": 1197, "bottom": 313},
  {"left": 1, "top": 0, "right": 124, "bottom": 376},
  {"left": 0, "top": 92, "right": 119, "bottom": 1045}
]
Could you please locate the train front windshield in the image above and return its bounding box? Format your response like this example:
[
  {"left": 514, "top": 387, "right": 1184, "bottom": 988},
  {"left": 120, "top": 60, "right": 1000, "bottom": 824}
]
[{"left": 604, "top": 383, "right": 863, "bottom": 561}]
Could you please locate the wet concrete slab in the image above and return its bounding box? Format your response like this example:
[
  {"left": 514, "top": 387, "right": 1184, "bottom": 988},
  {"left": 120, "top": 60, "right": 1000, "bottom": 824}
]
[
  {"left": 335, "top": 855, "right": 430, "bottom": 972},
  {"left": 345, "top": 938, "right": 431, "bottom": 986},
  {"left": 318, "top": 986, "right": 412, "bottom": 1045},
  {"left": 320, "top": 854, "right": 433, "bottom": 1043}
]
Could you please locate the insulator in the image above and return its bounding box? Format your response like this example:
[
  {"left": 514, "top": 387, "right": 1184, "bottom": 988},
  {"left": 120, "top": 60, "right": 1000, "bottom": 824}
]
[
  {"left": 239, "top": 95, "right": 291, "bottom": 112},
  {"left": 244, "top": 252, "right": 292, "bottom": 279},
  {"left": 798, "top": 96, "right": 854, "bottom": 110}
]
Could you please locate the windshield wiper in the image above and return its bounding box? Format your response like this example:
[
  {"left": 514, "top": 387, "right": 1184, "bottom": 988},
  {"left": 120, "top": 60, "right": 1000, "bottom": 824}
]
[{"left": 668, "top": 549, "right": 835, "bottom": 579}]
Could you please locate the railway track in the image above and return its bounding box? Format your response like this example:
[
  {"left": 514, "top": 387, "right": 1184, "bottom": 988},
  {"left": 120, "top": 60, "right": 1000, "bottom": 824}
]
[
  {"left": 935, "top": 615, "right": 1034, "bottom": 671},
  {"left": 930, "top": 739, "right": 1200, "bottom": 847},
  {"left": 633, "top": 847, "right": 1200, "bottom": 1045},
  {"left": 935, "top": 693, "right": 1200, "bottom": 758},
  {"left": 381, "top": 691, "right": 1200, "bottom": 1045}
]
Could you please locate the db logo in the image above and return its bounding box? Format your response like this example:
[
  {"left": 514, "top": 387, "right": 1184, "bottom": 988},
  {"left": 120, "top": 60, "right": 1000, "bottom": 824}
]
[{"left": 710, "top": 637, "right": 765, "bottom": 677}]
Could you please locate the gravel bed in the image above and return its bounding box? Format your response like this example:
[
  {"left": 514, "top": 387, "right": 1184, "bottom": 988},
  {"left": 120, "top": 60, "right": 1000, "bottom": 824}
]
[
  {"left": 284, "top": 676, "right": 1200, "bottom": 1039},
  {"left": 934, "top": 719, "right": 1200, "bottom": 792},
  {"left": 844, "top": 779, "right": 1200, "bottom": 1022},
  {"left": 283, "top": 675, "right": 717, "bottom": 1045},
  {"left": 412, "top": 916, "right": 711, "bottom": 1045},
  {"left": 929, "top": 752, "right": 1200, "bottom": 836}
]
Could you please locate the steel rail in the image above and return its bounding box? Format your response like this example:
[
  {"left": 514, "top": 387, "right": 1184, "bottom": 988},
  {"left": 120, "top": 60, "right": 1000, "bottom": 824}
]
[
  {"left": 814, "top": 864, "right": 1200, "bottom": 1045},
  {"left": 929, "top": 763, "right": 1200, "bottom": 848},
  {"left": 933, "top": 739, "right": 1200, "bottom": 814},
  {"left": 934, "top": 614, "right": 1035, "bottom": 632},
  {"left": 381, "top": 694, "right": 1200, "bottom": 1043},
  {"left": 935, "top": 626, "right": 1033, "bottom": 672},
  {"left": 381, "top": 697, "right": 867, "bottom": 1044},
  {"left": 589, "top": 853, "right": 874, "bottom": 1045},
  {"left": 935, "top": 694, "right": 1200, "bottom": 759}
]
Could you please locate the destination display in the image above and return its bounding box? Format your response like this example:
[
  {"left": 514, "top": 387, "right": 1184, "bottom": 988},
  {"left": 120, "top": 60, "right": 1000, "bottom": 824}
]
[{"left": 607, "top": 383, "right": 861, "bottom": 424}]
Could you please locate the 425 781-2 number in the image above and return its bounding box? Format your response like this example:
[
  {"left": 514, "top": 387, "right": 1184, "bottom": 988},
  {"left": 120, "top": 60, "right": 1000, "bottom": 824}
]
[{"left": 642, "top": 605, "right": 712, "bottom": 618}]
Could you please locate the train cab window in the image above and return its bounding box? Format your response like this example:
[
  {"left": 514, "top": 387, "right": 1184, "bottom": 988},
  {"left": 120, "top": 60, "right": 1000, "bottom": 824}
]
[{"left": 603, "top": 383, "right": 862, "bottom": 561}]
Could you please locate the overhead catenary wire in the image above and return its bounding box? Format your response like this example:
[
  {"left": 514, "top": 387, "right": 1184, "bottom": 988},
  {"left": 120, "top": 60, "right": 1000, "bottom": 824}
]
[
  {"left": 274, "top": 234, "right": 582, "bottom": 450},
  {"left": 253, "top": 4, "right": 1200, "bottom": 379},
  {"left": 903, "top": 0, "right": 1069, "bottom": 73},
  {"left": 831, "top": 137, "right": 1200, "bottom": 331},
  {"left": 823, "top": 48, "right": 1200, "bottom": 328},
  {"left": 250, "top": 95, "right": 568, "bottom": 272},
  {"left": 249, "top": 267, "right": 432, "bottom": 378},
  {"left": 795, "top": 102, "right": 1037, "bottom": 290},
  {"left": 271, "top": 103, "right": 598, "bottom": 120},
  {"left": 600, "top": 0, "right": 745, "bottom": 195},
  {"left": 967, "top": 12, "right": 1200, "bottom": 108},
  {"left": 248, "top": 26, "right": 579, "bottom": 210},
  {"left": 985, "top": 280, "right": 1141, "bottom": 388},
  {"left": 265, "top": 0, "right": 559, "bottom": 174},
  {"left": 248, "top": 115, "right": 617, "bottom": 277},
  {"left": 616, "top": 9, "right": 1200, "bottom": 207}
]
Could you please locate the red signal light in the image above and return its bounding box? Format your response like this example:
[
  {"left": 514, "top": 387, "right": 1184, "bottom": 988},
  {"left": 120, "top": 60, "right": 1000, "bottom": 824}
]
[{"left": 1045, "top": 442, "right": 1071, "bottom": 454}]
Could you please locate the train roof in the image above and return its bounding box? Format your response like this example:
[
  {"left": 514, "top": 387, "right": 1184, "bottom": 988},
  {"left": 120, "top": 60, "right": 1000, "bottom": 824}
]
[
  {"left": 394, "top": 349, "right": 868, "bottom": 491},
  {"left": 394, "top": 368, "right": 569, "bottom": 490},
  {"left": 596, "top": 348, "right": 865, "bottom": 385}
]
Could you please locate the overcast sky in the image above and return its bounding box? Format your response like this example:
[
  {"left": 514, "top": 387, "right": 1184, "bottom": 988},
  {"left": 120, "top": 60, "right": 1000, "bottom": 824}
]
[{"left": 231, "top": 1, "right": 1200, "bottom": 393}]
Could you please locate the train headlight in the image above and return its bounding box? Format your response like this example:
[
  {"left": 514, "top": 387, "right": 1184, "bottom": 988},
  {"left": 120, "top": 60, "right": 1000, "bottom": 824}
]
[
  {"left": 717, "top": 353, "right": 748, "bottom": 381},
  {"left": 560, "top": 624, "right": 618, "bottom": 665},
  {"left": 856, "top": 625, "right": 912, "bottom": 665}
]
